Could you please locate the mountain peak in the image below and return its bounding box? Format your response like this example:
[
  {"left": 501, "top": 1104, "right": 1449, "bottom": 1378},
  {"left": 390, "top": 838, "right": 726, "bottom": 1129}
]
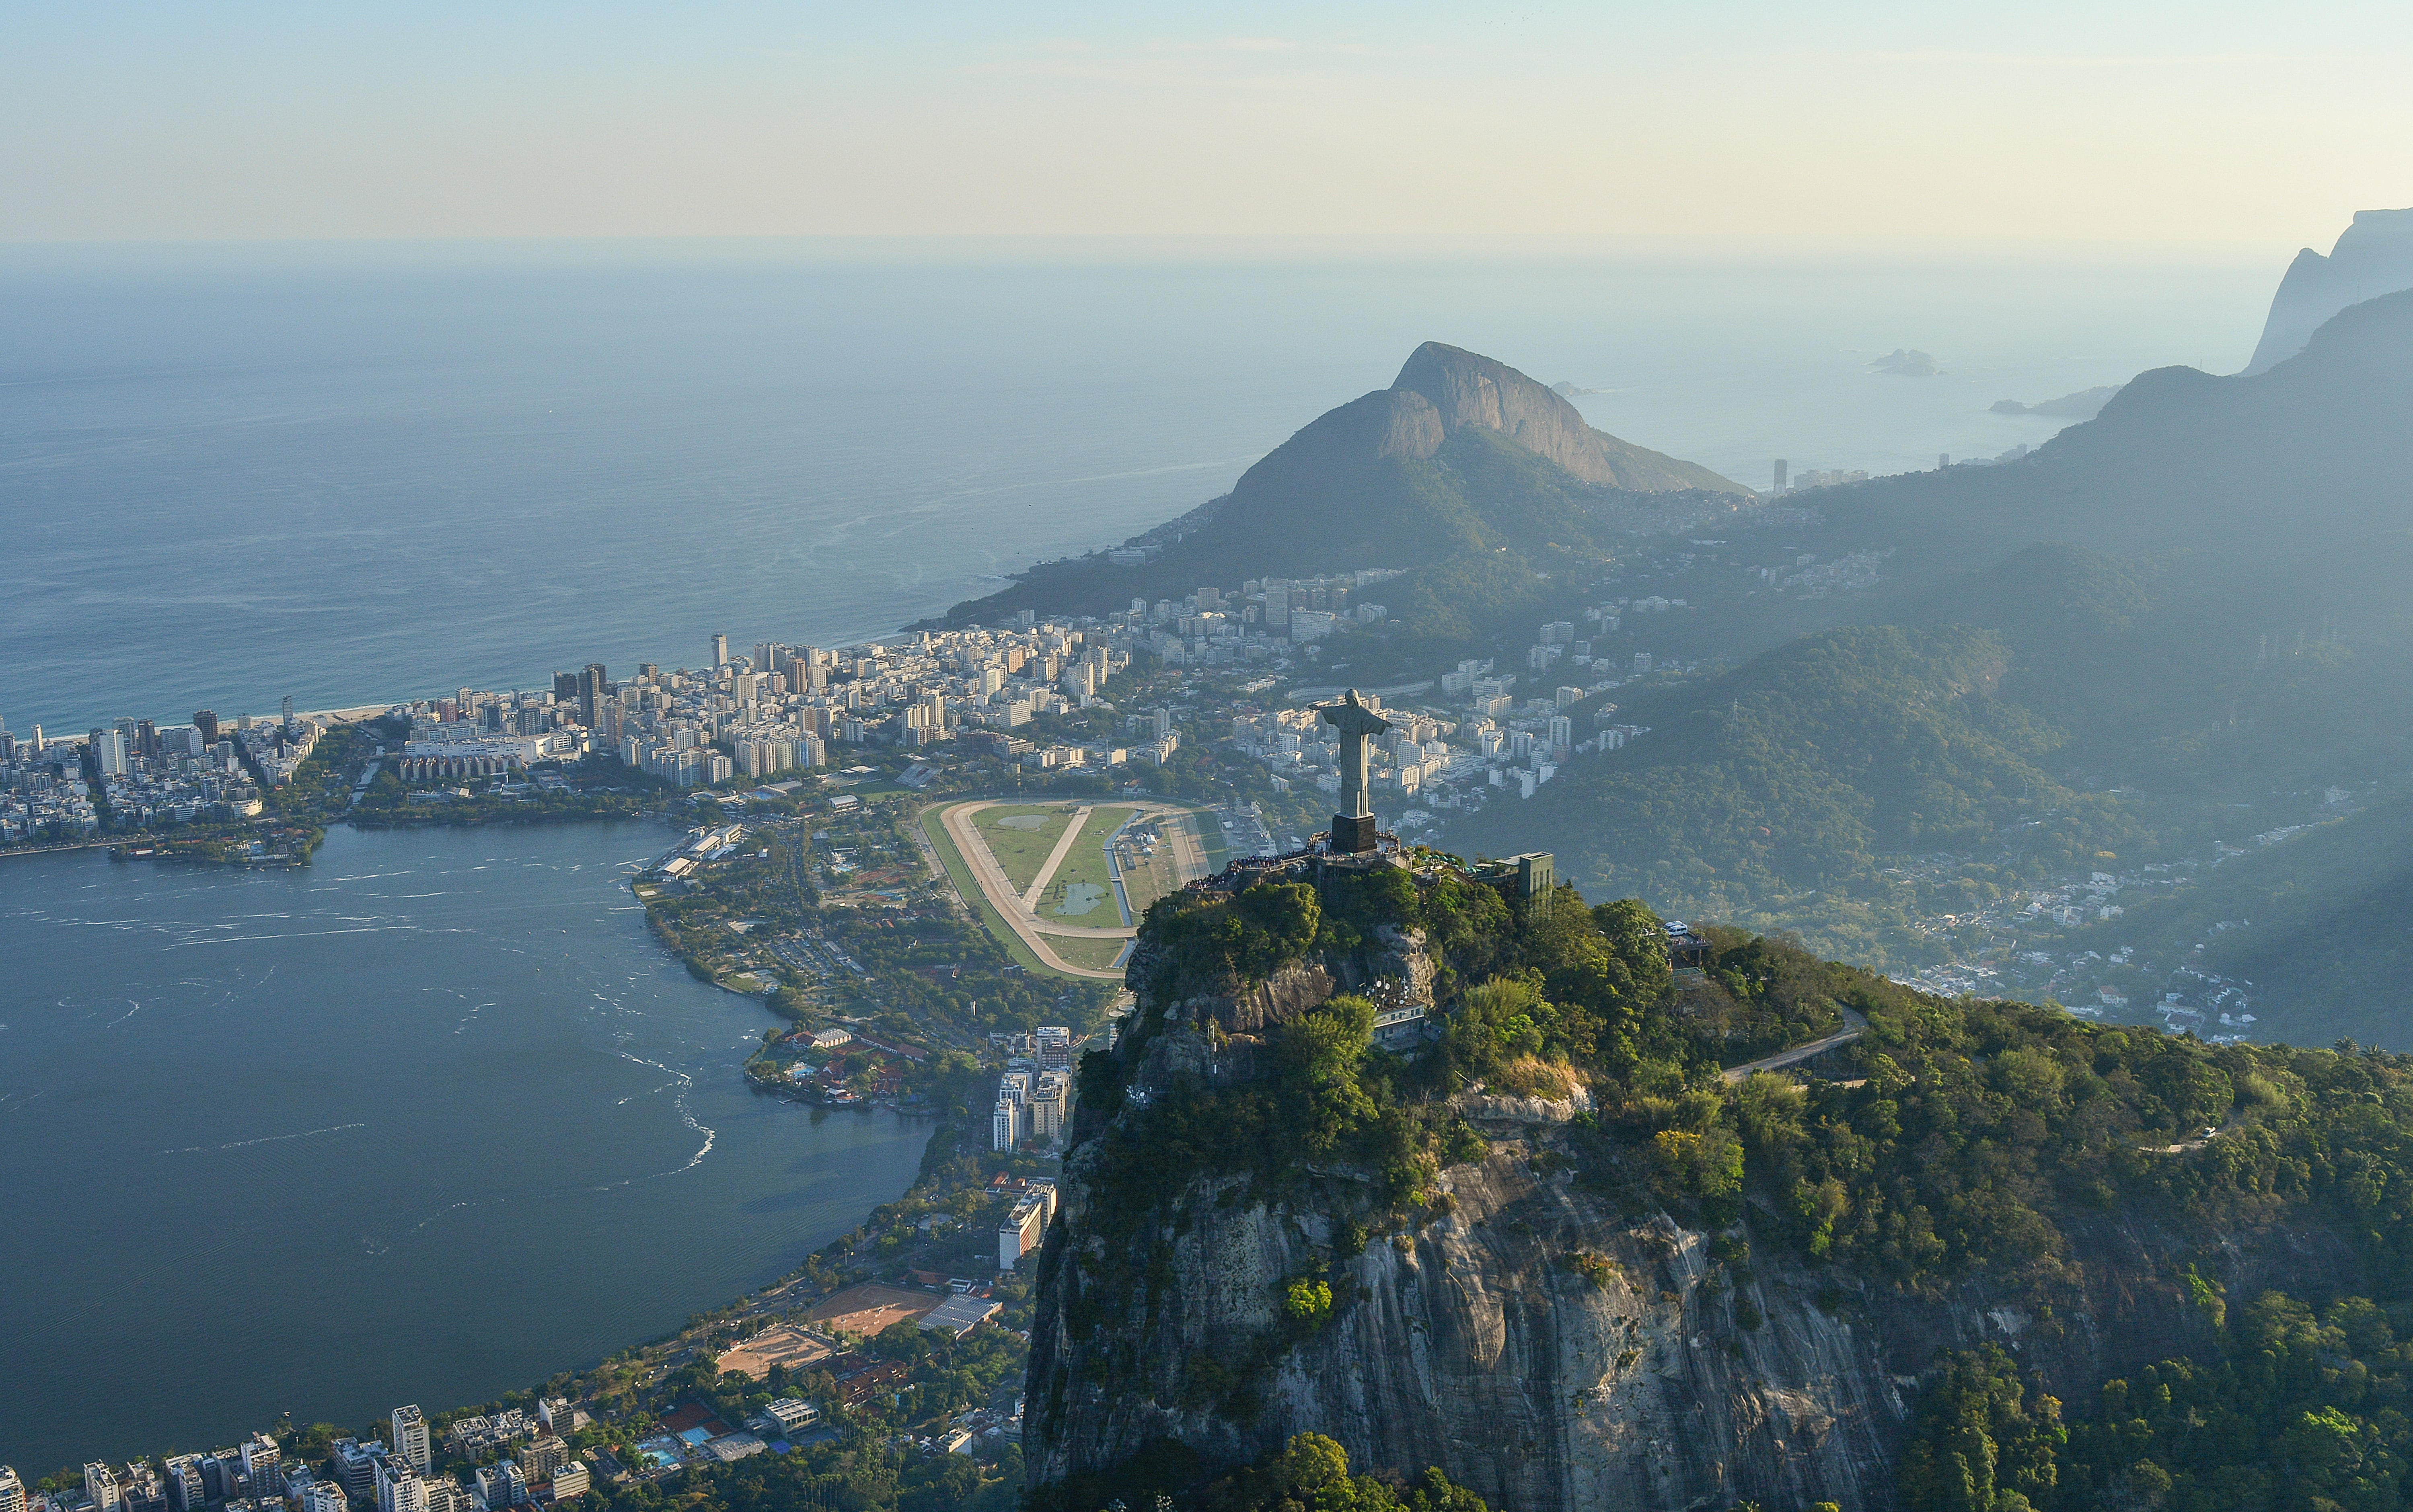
[
  {"left": 2242, "top": 206, "right": 2413, "bottom": 374},
  {"left": 1389, "top": 341, "right": 1743, "bottom": 494}
]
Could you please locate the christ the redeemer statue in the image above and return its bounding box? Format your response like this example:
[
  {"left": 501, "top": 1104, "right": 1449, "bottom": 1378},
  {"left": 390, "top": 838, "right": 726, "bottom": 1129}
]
[{"left": 1319, "top": 689, "right": 1392, "bottom": 854}]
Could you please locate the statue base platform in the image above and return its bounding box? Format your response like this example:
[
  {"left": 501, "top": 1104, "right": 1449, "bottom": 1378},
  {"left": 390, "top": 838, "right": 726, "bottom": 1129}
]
[{"left": 1330, "top": 813, "right": 1378, "bottom": 855}]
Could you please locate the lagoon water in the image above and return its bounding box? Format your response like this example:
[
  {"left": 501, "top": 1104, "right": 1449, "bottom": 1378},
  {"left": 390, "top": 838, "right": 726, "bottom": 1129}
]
[
  {"left": 0, "top": 241, "right": 2274, "bottom": 736},
  {"left": 0, "top": 822, "right": 929, "bottom": 1468}
]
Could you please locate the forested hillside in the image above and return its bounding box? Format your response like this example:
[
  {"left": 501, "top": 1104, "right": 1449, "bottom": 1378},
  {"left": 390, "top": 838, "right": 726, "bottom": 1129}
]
[
  {"left": 1463, "top": 624, "right": 2148, "bottom": 965},
  {"left": 1028, "top": 861, "right": 2413, "bottom": 1512},
  {"left": 2068, "top": 790, "right": 2413, "bottom": 1050}
]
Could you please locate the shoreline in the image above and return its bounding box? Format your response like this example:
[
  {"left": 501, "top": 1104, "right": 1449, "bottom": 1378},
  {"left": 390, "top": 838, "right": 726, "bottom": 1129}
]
[{"left": 0, "top": 816, "right": 960, "bottom": 1472}]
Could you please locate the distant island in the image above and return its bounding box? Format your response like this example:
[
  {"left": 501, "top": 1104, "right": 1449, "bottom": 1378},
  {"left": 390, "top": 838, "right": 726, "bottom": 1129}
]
[
  {"left": 1869, "top": 347, "right": 1941, "bottom": 377},
  {"left": 1549, "top": 380, "right": 1601, "bottom": 397},
  {"left": 1990, "top": 383, "right": 2123, "bottom": 419}
]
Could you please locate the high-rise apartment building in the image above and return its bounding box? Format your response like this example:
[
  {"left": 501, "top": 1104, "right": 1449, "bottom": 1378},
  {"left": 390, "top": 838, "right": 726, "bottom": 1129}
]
[
  {"left": 1034, "top": 1025, "right": 1073, "bottom": 1070},
  {"left": 240, "top": 1436, "right": 281, "bottom": 1499},
  {"left": 331, "top": 1440, "right": 386, "bottom": 1500},
  {"left": 86, "top": 1464, "right": 122, "bottom": 1512},
  {"left": 160, "top": 1458, "right": 202, "bottom": 1512},
  {"left": 303, "top": 1482, "right": 348, "bottom": 1512},
  {"left": 518, "top": 1436, "right": 567, "bottom": 1484},
  {"left": 90, "top": 727, "right": 129, "bottom": 777},
  {"left": 1773, "top": 458, "right": 1788, "bottom": 493},
  {"left": 393, "top": 1405, "right": 430, "bottom": 1473},
  {"left": 580, "top": 664, "right": 607, "bottom": 727},
  {"left": 711, "top": 632, "right": 730, "bottom": 669},
  {"left": 375, "top": 1457, "right": 425, "bottom": 1512},
  {"left": 0, "top": 1465, "right": 25, "bottom": 1512},
  {"left": 473, "top": 1462, "right": 525, "bottom": 1510}
]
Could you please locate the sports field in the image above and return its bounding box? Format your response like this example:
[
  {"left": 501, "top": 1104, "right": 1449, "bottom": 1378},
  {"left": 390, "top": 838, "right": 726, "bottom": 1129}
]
[
  {"left": 1037, "top": 806, "right": 1135, "bottom": 922},
  {"left": 918, "top": 805, "right": 1065, "bottom": 977},
  {"left": 974, "top": 803, "right": 1081, "bottom": 893}
]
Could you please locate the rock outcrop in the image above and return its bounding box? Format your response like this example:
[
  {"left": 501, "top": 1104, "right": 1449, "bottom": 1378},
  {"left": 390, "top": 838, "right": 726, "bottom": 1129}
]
[
  {"left": 1028, "top": 1067, "right": 2362, "bottom": 1512},
  {"left": 1389, "top": 342, "right": 1744, "bottom": 494},
  {"left": 2244, "top": 207, "right": 2413, "bottom": 374}
]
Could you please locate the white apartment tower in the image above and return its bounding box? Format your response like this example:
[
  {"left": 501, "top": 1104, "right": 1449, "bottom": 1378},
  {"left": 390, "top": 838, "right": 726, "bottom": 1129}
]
[
  {"left": 0, "top": 1466, "right": 25, "bottom": 1512},
  {"left": 376, "top": 1458, "right": 426, "bottom": 1512},
  {"left": 85, "top": 1465, "right": 122, "bottom": 1512},
  {"left": 393, "top": 1406, "right": 430, "bottom": 1473}
]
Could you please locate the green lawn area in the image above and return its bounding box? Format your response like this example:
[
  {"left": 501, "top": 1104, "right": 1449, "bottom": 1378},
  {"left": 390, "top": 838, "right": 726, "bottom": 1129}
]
[
  {"left": 1046, "top": 934, "right": 1133, "bottom": 973},
  {"left": 1194, "top": 808, "right": 1231, "bottom": 869},
  {"left": 1038, "top": 806, "right": 1135, "bottom": 922},
  {"left": 974, "top": 803, "right": 1082, "bottom": 893},
  {"left": 1115, "top": 814, "right": 1190, "bottom": 917},
  {"left": 917, "top": 804, "right": 1083, "bottom": 981}
]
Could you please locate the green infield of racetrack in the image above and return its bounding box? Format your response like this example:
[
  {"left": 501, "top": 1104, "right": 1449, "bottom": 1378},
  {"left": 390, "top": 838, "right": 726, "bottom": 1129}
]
[
  {"left": 971, "top": 802, "right": 1083, "bottom": 894},
  {"left": 918, "top": 803, "right": 1080, "bottom": 980}
]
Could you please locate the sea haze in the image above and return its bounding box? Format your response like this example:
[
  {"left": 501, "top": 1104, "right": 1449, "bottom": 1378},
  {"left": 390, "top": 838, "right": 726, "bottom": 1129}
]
[
  {"left": 0, "top": 241, "right": 2270, "bottom": 735},
  {"left": 0, "top": 822, "right": 928, "bottom": 1469}
]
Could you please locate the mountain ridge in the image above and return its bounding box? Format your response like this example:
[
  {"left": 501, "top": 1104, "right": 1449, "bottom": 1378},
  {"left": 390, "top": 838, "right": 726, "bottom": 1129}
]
[{"left": 2244, "top": 206, "right": 2413, "bottom": 374}]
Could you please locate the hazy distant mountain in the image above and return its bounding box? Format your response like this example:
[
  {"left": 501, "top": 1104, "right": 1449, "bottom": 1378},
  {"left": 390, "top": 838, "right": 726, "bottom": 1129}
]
[
  {"left": 1447, "top": 292, "right": 2413, "bottom": 990},
  {"left": 943, "top": 343, "right": 1742, "bottom": 622},
  {"left": 2243, "top": 207, "right": 2413, "bottom": 374},
  {"left": 1988, "top": 384, "right": 2121, "bottom": 419},
  {"left": 1822, "top": 287, "right": 2413, "bottom": 569}
]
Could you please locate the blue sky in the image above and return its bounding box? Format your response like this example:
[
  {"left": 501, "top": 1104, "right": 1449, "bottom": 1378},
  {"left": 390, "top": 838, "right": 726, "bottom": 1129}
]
[{"left": 5, "top": 2, "right": 2408, "bottom": 245}]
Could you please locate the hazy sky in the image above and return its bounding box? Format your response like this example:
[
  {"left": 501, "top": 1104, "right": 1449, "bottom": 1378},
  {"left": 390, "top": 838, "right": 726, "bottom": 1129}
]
[{"left": 6, "top": 1, "right": 2408, "bottom": 247}]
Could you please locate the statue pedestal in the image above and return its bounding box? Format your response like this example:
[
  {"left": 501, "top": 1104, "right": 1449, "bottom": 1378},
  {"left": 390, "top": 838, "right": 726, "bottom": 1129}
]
[{"left": 1330, "top": 813, "right": 1378, "bottom": 855}]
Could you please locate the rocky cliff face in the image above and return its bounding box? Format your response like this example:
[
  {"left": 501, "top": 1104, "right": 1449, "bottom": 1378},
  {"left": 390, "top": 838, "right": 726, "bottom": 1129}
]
[
  {"left": 2244, "top": 207, "right": 2413, "bottom": 374},
  {"left": 1390, "top": 342, "right": 1744, "bottom": 494},
  {"left": 1030, "top": 944, "right": 2368, "bottom": 1512}
]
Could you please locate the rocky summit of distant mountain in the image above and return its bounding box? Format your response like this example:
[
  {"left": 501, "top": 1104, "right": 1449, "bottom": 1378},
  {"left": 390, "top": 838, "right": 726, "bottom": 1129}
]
[
  {"left": 941, "top": 343, "right": 1744, "bottom": 624},
  {"left": 1386, "top": 343, "right": 1741, "bottom": 493},
  {"left": 1988, "top": 383, "right": 2122, "bottom": 419},
  {"left": 2243, "top": 206, "right": 2413, "bottom": 374}
]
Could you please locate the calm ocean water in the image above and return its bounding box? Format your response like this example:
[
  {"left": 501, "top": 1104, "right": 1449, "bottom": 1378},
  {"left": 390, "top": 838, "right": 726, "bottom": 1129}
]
[
  {"left": 0, "top": 822, "right": 929, "bottom": 1469},
  {"left": 0, "top": 241, "right": 2273, "bottom": 735}
]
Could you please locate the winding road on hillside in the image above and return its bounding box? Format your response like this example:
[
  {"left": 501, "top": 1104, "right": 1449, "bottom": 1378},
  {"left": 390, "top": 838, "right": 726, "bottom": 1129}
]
[{"left": 1721, "top": 1005, "right": 1870, "bottom": 1083}]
